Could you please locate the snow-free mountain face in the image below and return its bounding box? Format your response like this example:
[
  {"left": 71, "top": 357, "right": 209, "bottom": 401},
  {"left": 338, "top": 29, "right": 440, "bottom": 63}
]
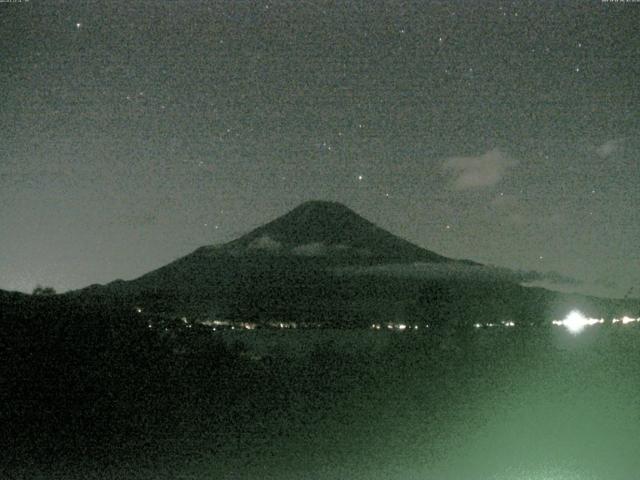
[
  {"left": 73, "top": 201, "right": 476, "bottom": 318},
  {"left": 70, "top": 201, "right": 638, "bottom": 325},
  {"left": 196, "top": 200, "right": 461, "bottom": 263},
  {"left": 83, "top": 200, "right": 467, "bottom": 297}
]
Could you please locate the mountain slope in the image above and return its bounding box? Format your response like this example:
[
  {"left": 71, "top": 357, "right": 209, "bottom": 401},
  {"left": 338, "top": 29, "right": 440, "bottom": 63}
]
[
  {"left": 70, "top": 201, "right": 475, "bottom": 318},
  {"left": 106, "top": 201, "right": 470, "bottom": 291},
  {"left": 70, "top": 201, "right": 638, "bottom": 325},
  {"left": 220, "top": 200, "right": 454, "bottom": 262}
]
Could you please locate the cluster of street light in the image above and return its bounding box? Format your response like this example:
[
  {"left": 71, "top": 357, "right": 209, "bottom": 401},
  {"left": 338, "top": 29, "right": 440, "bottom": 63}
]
[
  {"left": 137, "top": 306, "right": 638, "bottom": 336},
  {"left": 552, "top": 310, "right": 640, "bottom": 334},
  {"left": 369, "top": 312, "right": 640, "bottom": 335},
  {"left": 371, "top": 323, "right": 422, "bottom": 331}
]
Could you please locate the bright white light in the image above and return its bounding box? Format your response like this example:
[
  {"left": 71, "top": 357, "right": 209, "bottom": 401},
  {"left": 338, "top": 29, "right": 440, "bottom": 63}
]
[
  {"left": 554, "top": 310, "right": 602, "bottom": 334},
  {"left": 622, "top": 316, "right": 637, "bottom": 325},
  {"left": 564, "top": 311, "right": 588, "bottom": 334},
  {"left": 397, "top": 324, "right": 407, "bottom": 331}
]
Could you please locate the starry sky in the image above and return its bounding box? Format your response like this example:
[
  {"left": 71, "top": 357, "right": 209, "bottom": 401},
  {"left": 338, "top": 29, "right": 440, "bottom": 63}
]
[{"left": 1, "top": 0, "right": 638, "bottom": 297}]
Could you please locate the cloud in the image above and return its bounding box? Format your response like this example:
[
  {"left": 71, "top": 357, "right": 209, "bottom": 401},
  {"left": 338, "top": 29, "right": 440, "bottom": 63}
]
[
  {"left": 292, "top": 242, "right": 328, "bottom": 256},
  {"left": 247, "top": 235, "right": 282, "bottom": 251},
  {"left": 336, "top": 262, "right": 582, "bottom": 287},
  {"left": 595, "top": 138, "right": 624, "bottom": 158},
  {"left": 514, "top": 269, "right": 582, "bottom": 286},
  {"left": 443, "top": 148, "right": 516, "bottom": 190},
  {"left": 292, "top": 243, "right": 373, "bottom": 257}
]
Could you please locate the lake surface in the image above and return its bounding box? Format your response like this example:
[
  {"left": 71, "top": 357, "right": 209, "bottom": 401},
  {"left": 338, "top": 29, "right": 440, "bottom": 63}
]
[{"left": 28, "top": 324, "right": 640, "bottom": 479}]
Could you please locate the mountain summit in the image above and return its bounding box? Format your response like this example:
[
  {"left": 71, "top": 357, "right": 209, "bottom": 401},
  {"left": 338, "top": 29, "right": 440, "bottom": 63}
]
[
  {"left": 72, "top": 201, "right": 638, "bottom": 325},
  {"left": 77, "top": 201, "right": 478, "bottom": 321},
  {"left": 204, "top": 200, "right": 453, "bottom": 262},
  {"left": 99, "top": 201, "right": 469, "bottom": 294}
]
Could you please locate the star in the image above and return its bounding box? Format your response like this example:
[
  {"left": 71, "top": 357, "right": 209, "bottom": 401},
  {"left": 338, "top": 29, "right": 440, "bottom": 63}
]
[
  {"left": 76, "top": 22, "right": 82, "bottom": 29},
  {"left": 357, "top": 175, "right": 363, "bottom": 181}
]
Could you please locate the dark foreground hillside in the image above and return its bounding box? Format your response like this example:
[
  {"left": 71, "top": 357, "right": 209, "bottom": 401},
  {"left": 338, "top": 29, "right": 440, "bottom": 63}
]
[
  {"left": 3, "top": 293, "right": 640, "bottom": 479},
  {"left": 1, "top": 295, "right": 250, "bottom": 464},
  {"left": 1, "top": 294, "right": 388, "bottom": 477}
]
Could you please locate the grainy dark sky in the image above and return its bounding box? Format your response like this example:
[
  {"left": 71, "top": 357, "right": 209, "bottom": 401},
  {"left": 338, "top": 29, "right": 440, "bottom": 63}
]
[{"left": 1, "top": 0, "right": 638, "bottom": 297}]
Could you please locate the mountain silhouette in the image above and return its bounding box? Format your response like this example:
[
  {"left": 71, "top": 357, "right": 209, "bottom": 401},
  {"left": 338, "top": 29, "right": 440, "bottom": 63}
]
[
  {"left": 195, "top": 200, "right": 460, "bottom": 263},
  {"left": 95, "top": 200, "right": 470, "bottom": 289},
  {"left": 70, "top": 201, "right": 638, "bottom": 325}
]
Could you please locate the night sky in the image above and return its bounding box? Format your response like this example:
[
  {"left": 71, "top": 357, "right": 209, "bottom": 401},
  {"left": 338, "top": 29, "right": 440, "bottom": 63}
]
[{"left": 1, "top": 0, "right": 638, "bottom": 297}]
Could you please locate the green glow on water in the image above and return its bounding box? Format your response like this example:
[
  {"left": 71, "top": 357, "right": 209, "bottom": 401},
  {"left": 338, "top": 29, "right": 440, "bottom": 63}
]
[{"left": 168, "top": 327, "right": 640, "bottom": 480}]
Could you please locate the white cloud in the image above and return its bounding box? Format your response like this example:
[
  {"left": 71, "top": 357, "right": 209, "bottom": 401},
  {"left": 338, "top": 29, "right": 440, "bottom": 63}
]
[
  {"left": 443, "top": 148, "right": 516, "bottom": 190},
  {"left": 247, "top": 235, "right": 282, "bottom": 251},
  {"left": 595, "top": 138, "right": 623, "bottom": 158},
  {"left": 292, "top": 242, "right": 327, "bottom": 256},
  {"left": 336, "top": 262, "right": 581, "bottom": 286}
]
